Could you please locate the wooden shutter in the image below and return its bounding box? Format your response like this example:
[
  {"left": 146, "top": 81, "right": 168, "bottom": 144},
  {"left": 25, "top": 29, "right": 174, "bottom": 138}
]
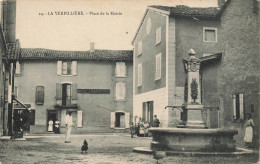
[
  {"left": 125, "top": 112, "right": 130, "bottom": 128},
  {"left": 232, "top": 95, "right": 236, "bottom": 119},
  {"left": 61, "top": 110, "right": 66, "bottom": 126},
  {"left": 239, "top": 94, "right": 244, "bottom": 119},
  {"left": 115, "top": 83, "right": 120, "bottom": 100},
  {"left": 122, "top": 83, "right": 126, "bottom": 100},
  {"left": 115, "top": 62, "right": 120, "bottom": 76},
  {"left": 77, "top": 110, "right": 82, "bottom": 128},
  {"left": 15, "top": 61, "right": 20, "bottom": 75},
  {"left": 57, "top": 61, "right": 62, "bottom": 75},
  {"left": 150, "top": 101, "right": 154, "bottom": 123},
  {"left": 110, "top": 112, "right": 115, "bottom": 128},
  {"left": 158, "top": 27, "right": 161, "bottom": 43},
  {"left": 56, "top": 83, "right": 62, "bottom": 100},
  {"left": 72, "top": 61, "right": 77, "bottom": 75},
  {"left": 122, "top": 62, "right": 126, "bottom": 76},
  {"left": 72, "top": 83, "right": 77, "bottom": 100},
  {"left": 8, "top": 85, "right": 12, "bottom": 103},
  {"left": 35, "top": 86, "right": 44, "bottom": 105},
  {"left": 142, "top": 102, "right": 146, "bottom": 121}
]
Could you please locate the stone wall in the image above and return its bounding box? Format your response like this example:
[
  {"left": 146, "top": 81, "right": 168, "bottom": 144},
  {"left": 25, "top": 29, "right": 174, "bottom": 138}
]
[{"left": 219, "top": 0, "right": 259, "bottom": 148}]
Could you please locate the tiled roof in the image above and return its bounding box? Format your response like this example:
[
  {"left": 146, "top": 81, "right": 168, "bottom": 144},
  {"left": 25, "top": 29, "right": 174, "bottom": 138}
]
[
  {"left": 200, "top": 53, "right": 222, "bottom": 63},
  {"left": 7, "top": 39, "right": 20, "bottom": 61},
  {"left": 149, "top": 5, "right": 222, "bottom": 18},
  {"left": 20, "top": 48, "right": 133, "bottom": 61}
]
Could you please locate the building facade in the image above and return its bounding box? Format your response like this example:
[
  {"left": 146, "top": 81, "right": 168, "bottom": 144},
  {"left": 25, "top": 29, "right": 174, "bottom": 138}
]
[
  {"left": 132, "top": 4, "right": 223, "bottom": 127},
  {"left": 132, "top": 0, "right": 259, "bottom": 147},
  {"left": 0, "top": 0, "right": 20, "bottom": 137},
  {"left": 14, "top": 45, "right": 133, "bottom": 133}
]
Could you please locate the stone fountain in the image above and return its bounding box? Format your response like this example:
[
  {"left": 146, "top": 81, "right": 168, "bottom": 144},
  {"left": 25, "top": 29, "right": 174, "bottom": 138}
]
[{"left": 135, "top": 49, "right": 240, "bottom": 154}]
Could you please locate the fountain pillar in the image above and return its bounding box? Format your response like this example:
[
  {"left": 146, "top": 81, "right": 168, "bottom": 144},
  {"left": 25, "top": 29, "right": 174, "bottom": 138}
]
[{"left": 183, "top": 49, "right": 205, "bottom": 128}]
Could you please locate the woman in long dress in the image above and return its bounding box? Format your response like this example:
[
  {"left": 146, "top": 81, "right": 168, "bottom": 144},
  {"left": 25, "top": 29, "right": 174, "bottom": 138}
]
[
  {"left": 244, "top": 113, "right": 254, "bottom": 148},
  {"left": 48, "top": 119, "right": 53, "bottom": 132}
]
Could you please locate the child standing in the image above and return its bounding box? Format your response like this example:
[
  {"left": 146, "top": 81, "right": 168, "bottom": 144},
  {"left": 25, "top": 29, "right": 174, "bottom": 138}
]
[{"left": 130, "top": 122, "right": 135, "bottom": 138}]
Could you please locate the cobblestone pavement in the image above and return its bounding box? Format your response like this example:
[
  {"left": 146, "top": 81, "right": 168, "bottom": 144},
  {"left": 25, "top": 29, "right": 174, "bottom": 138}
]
[{"left": 0, "top": 133, "right": 259, "bottom": 164}]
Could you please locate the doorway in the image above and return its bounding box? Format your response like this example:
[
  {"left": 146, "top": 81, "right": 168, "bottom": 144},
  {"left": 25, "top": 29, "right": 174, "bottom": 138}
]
[
  {"left": 47, "top": 110, "right": 57, "bottom": 132},
  {"left": 142, "top": 101, "right": 154, "bottom": 124},
  {"left": 115, "top": 112, "right": 125, "bottom": 128},
  {"left": 13, "top": 109, "right": 35, "bottom": 132}
]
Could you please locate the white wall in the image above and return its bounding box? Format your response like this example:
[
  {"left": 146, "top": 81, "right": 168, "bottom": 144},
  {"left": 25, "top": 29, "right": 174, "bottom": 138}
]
[{"left": 133, "top": 87, "right": 168, "bottom": 127}]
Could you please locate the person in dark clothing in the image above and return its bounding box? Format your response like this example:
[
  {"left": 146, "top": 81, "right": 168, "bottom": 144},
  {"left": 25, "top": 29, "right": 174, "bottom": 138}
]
[{"left": 152, "top": 115, "right": 160, "bottom": 127}]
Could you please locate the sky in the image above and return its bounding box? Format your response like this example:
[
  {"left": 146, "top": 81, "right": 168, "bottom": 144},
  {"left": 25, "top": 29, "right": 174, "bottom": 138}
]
[{"left": 16, "top": 0, "right": 217, "bottom": 51}]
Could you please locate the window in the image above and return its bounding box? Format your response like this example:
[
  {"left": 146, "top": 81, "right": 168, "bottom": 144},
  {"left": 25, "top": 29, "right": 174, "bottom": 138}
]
[
  {"left": 115, "top": 82, "right": 126, "bottom": 100},
  {"left": 56, "top": 83, "right": 77, "bottom": 106},
  {"left": 35, "top": 86, "right": 44, "bottom": 105},
  {"left": 110, "top": 112, "right": 130, "bottom": 128},
  {"left": 156, "top": 27, "right": 161, "bottom": 45},
  {"left": 115, "top": 62, "right": 126, "bottom": 77},
  {"left": 15, "top": 61, "right": 20, "bottom": 75},
  {"left": 57, "top": 61, "right": 77, "bottom": 76},
  {"left": 155, "top": 53, "right": 161, "bottom": 80},
  {"left": 203, "top": 27, "right": 217, "bottom": 42},
  {"left": 62, "top": 84, "right": 71, "bottom": 106},
  {"left": 232, "top": 94, "right": 244, "bottom": 120},
  {"left": 142, "top": 101, "right": 154, "bottom": 123},
  {"left": 137, "top": 63, "right": 142, "bottom": 86},
  {"left": 62, "top": 61, "right": 72, "bottom": 75},
  {"left": 137, "top": 41, "right": 142, "bottom": 56}
]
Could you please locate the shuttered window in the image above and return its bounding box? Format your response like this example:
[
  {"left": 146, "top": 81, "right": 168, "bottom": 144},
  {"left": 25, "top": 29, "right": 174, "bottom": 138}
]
[
  {"left": 155, "top": 53, "right": 161, "bottom": 80},
  {"left": 115, "top": 62, "right": 126, "bottom": 77},
  {"left": 57, "top": 61, "right": 77, "bottom": 76},
  {"left": 232, "top": 94, "right": 244, "bottom": 120},
  {"left": 138, "top": 63, "right": 142, "bottom": 86},
  {"left": 115, "top": 82, "right": 126, "bottom": 100},
  {"left": 56, "top": 83, "right": 77, "bottom": 105},
  {"left": 203, "top": 27, "right": 217, "bottom": 42},
  {"left": 35, "top": 86, "right": 44, "bottom": 105},
  {"left": 156, "top": 27, "right": 161, "bottom": 44}
]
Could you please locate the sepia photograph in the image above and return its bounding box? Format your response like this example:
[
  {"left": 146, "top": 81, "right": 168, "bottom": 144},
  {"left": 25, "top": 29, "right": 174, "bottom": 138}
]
[{"left": 0, "top": 0, "right": 259, "bottom": 163}]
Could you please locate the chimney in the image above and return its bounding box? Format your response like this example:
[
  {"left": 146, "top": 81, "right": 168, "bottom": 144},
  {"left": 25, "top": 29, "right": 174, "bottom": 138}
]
[
  {"left": 6, "top": 0, "right": 16, "bottom": 43},
  {"left": 218, "top": 0, "right": 226, "bottom": 8},
  {"left": 90, "top": 42, "right": 95, "bottom": 52}
]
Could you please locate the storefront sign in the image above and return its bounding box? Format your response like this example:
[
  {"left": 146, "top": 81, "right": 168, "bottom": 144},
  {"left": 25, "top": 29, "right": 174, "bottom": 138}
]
[{"left": 77, "top": 89, "right": 110, "bottom": 94}]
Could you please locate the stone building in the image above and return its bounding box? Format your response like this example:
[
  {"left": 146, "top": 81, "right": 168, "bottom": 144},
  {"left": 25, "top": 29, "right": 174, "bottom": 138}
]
[
  {"left": 132, "top": 0, "right": 259, "bottom": 147},
  {"left": 0, "top": 0, "right": 20, "bottom": 136},
  {"left": 14, "top": 44, "right": 133, "bottom": 134}
]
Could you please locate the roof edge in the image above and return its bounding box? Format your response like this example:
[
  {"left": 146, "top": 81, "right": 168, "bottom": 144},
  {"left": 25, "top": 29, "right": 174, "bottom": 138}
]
[{"left": 131, "top": 7, "right": 170, "bottom": 45}]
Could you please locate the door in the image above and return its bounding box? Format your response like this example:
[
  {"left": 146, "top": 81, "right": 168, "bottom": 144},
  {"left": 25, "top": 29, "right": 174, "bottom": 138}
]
[
  {"left": 120, "top": 114, "right": 125, "bottom": 128},
  {"left": 47, "top": 110, "right": 57, "bottom": 132}
]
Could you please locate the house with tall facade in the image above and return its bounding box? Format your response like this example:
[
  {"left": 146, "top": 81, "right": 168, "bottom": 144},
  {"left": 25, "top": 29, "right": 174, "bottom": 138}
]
[
  {"left": 132, "top": 0, "right": 259, "bottom": 148},
  {"left": 0, "top": 0, "right": 20, "bottom": 137},
  {"left": 14, "top": 43, "right": 133, "bottom": 134}
]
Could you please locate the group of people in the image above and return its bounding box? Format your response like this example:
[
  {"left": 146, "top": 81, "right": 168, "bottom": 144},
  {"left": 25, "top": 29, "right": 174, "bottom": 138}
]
[
  {"left": 130, "top": 115, "right": 160, "bottom": 138},
  {"left": 47, "top": 119, "right": 60, "bottom": 133},
  {"left": 53, "top": 111, "right": 256, "bottom": 149}
]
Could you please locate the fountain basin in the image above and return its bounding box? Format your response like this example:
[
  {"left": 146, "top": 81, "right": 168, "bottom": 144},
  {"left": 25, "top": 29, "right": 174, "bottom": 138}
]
[{"left": 149, "top": 128, "right": 238, "bottom": 152}]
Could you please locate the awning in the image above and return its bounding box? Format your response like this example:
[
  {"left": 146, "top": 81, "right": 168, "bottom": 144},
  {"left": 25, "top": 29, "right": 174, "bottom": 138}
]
[{"left": 13, "top": 97, "right": 30, "bottom": 110}]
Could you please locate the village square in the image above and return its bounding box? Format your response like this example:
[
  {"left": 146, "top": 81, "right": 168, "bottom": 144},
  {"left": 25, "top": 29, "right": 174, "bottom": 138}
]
[{"left": 0, "top": 0, "right": 259, "bottom": 163}]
